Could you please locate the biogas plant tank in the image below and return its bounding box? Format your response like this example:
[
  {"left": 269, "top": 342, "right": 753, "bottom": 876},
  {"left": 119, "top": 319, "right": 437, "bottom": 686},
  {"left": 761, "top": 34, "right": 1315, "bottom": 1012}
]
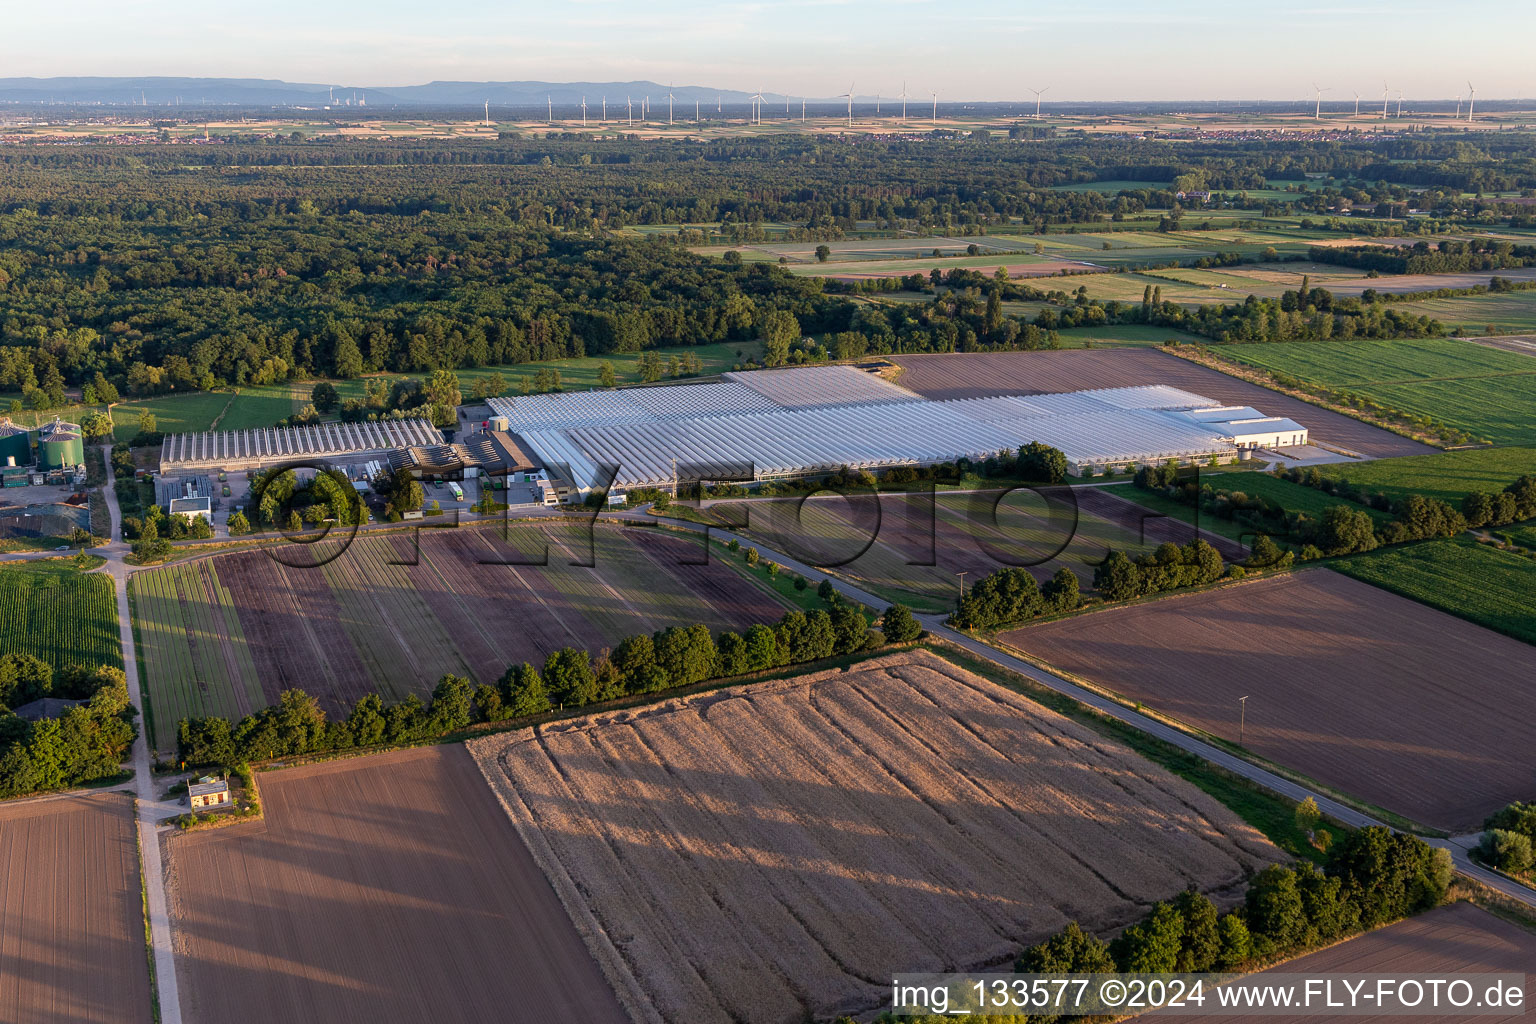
[
  {"left": 0, "top": 419, "right": 28, "bottom": 467},
  {"left": 37, "top": 419, "right": 84, "bottom": 470}
]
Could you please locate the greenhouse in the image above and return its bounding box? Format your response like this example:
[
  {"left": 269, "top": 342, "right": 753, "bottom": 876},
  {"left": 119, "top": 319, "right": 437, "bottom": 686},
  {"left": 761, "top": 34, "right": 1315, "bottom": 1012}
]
[{"left": 160, "top": 418, "right": 443, "bottom": 471}]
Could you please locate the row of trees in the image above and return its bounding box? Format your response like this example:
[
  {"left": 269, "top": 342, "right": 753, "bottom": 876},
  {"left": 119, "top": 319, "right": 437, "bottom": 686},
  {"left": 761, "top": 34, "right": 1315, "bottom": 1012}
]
[
  {"left": 1017, "top": 827, "right": 1451, "bottom": 976},
  {"left": 950, "top": 566, "right": 1082, "bottom": 630},
  {"left": 0, "top": 657, "right": 137, "bottom": 799},
  {"left": 1307, "top": 240, "right": 1536, "bottom": 276},
  {"left": 176, "top": 602, "right": 922, "bottom": 768},
  {"left": 1093, "top": 539, "right": 1229, "bottom": 602}
]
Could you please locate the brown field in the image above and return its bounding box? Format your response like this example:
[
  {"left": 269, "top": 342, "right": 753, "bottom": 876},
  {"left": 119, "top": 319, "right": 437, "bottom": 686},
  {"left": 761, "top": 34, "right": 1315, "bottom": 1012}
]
[
  {"left": 889, "top": 349, "right": 1435, "bottom": 458},
  {"left": 1153, "top": 902, "right": 1536, "bottom": 1023},
  {"left": 1317, "top": 266, "right": 1536, "bottom": 297},
  {"left": 470, "top": 650, "right": 1281, "bottom": 1024},
  {"left": 1001, "top": 570, "right": 1536, "bottom": 830},
  {"left": 825, "top": 259, "right": 1093, "bottom": 281},
  {"left": 165, "top": 746, "right": 627, "bottom": 1024},
  {"left": 0, "top": 793, "right": 153, "bottom": 1024},
  {"left": 716, "top": 486, "right": 1243, "bottom": 614}
]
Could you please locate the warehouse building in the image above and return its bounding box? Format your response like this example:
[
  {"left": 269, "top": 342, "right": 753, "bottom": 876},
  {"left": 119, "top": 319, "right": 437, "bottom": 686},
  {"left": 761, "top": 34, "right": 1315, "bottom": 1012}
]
[
  {"left": 159, "top": 418, "right": 443, "bottom": 473},
  {"left": 489, "top": 367, "right": 1309, "bottom": 499}
]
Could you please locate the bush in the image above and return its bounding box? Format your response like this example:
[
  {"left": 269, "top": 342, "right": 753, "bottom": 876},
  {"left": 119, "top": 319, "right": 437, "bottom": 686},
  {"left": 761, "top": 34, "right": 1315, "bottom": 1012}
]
[{"left": 1477, "top": 829, "right": 1534, "bottom": 873}]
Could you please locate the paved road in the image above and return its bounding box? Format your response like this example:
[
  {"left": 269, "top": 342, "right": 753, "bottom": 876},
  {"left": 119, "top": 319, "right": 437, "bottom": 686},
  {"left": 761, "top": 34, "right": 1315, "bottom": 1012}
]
[
  {"left": 97, "top": 445, "right": 184, "bottom": 1024},
  {"left": 617, "top": 504, "right": 1536, "bottom": 910}
]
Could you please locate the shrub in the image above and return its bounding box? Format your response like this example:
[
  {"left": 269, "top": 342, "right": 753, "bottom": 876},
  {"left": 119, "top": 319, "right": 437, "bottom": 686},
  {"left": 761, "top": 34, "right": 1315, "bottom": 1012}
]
[{"left": 1477, "top": 829, "right": 1534, "bottom": 874}]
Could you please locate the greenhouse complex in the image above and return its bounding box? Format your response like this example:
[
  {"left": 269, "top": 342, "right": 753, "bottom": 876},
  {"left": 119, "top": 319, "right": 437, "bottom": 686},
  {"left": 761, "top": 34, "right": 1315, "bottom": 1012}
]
[{"left": 488, "top": 366, "right": 1309, "bottom": 499}]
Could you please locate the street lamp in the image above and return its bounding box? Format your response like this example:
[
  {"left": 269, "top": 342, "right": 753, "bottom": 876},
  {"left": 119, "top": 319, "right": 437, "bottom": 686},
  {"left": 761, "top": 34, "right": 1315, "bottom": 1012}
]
[
  {"left": 956, "top": 571, "right": 968, "bottom": 597},
  {"left": 1238, "top": 695, "right": 1250, "bottom": 747}
]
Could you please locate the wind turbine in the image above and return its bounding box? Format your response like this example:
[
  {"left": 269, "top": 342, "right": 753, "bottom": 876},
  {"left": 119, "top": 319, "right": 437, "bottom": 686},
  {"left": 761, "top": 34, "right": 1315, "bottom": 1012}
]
[
  {"left": 750, "top": 87, "right": 764, "bottom": 124},
  {"left": 1466, "top": 81, "right": 1476, "bottom": 121},
  {"left": 627, "top": 95, "right": 633, "bottom": 126},
  {"left": 900, "top": 81, "right": 908, "bottom": 122},
  {"left": 875, "top": 93, "right": 880, "bottom": 114},
  {"left": 1455, "top": 92, "right": 1462, "bottom": 119},
  {"left": 547, "top": 95, "right": 553, "bottom": 123},
  {"left": 1396, "top": 90, "right": 1404, "bottom": 118},
  {"left": 484, "top": 99, "right": 490, "bottom": 126},
  {"left": 1312, "top": 82, "right": 1327, "bottom": 120},
  {"left": 1353, "top": 90, "right": 1360, "bottom": 117},
  {"left": 667, "top": 85, "right": 674, "bottom": 125},
  {"left": 930, "top": 89, "right": 939, "bottom": 122},
  {"left": 844, "top": 82, "right": 855, "bottom": 127},
  {"left": 801, "top": 96, "right": 806, "bottom": 122},
  {"left": 1381, "top": 82, "right": 1390, "bottom": 122},
  {"left": 581, "top": 96, "right": 587, "bottom": 128},
  {"left": 785, "top": 93, "right": 790, "bottom": 116},
  {"left": 695, "top": 98, "right": 699, "bottom": 122},
  {"left": 602, "top": 96, "right": 607, "bottom": 121},
  {"left": 1030, "top": 86, "right": 1048, "bottom": 119}
]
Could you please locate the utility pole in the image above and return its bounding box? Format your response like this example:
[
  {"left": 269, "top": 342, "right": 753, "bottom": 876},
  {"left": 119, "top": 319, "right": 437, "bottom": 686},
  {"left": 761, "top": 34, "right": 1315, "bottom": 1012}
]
[
  {"left": 1238, "top": 695, "right": 1249, "bottom": 746},
  {"left": 956, "top": 571, "right": 968, "bottom": 597}
]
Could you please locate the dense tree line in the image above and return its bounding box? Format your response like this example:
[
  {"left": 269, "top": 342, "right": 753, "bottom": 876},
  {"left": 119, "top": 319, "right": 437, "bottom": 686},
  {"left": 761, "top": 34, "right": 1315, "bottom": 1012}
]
[
  {"left": 1276, "top": 465, "right": 1487, "bottom": 547},
  {"left": 0, "top": 656, "right": 137, "bottom": 798},
  {"left": 1014, "top": 827, "right": 1451, "bottom": 977},
  {"left": 950, "top": 566, "right": 1082, "bottom": 630},
  {"left": 1093, "top": 539, "right": 1230, "bottom": 602},
  {"left": 176, "top": 600, "right": 920, "bottom": 768},
  {"left": 1306, "top": 240, "right": 1536, "bottom": 275}
]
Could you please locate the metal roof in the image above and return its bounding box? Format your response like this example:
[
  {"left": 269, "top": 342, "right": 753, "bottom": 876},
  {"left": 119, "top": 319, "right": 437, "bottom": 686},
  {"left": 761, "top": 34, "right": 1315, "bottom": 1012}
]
[
  {"left": 723, "top": 365, "right": 922, "bottom": 409},
  {"left": 160, "top": 418, "right": 443, "bottom": 469}
]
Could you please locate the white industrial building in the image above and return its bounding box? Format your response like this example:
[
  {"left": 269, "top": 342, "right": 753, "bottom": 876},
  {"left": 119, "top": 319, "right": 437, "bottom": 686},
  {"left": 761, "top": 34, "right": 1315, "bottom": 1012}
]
[
  {"left": 488, "top": 366, "right": 1308, "bottom": 499},
  {"left": 159, "top": 418, "right": 443, "bottom": 472}
]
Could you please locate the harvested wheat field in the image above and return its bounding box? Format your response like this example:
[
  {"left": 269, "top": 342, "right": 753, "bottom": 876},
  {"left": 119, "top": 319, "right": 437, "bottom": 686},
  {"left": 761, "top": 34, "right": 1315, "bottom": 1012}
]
[
  {"left": 1002, "top": 570, "right": 1536, "bottom": 831},
  {"left": 470, "top": 649, "right": 1281, "bottom": 1024},
  {"left": 165, "top": 746, "right": 627, "bottom": 1024},
  {"left": 889, "top": 349, "right": 1433, "bottom": 458},
  {"left": 1152, "top": 902, "right": 1536, "bottom": 1023},
  {"left": 0, "top": 792, "right": 153, "bottom": 1024}
]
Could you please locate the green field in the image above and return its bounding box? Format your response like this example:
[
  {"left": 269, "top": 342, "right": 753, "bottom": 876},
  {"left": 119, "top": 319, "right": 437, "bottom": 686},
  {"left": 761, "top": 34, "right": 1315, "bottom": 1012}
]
[
  {"left": 0, "top": 558, "right": 122, "bottom": 672},
  {"left": 1332, "top": 539, "right": 1536, "bottom": 645},
  {"left": 1204, "top": 472, "right": 1396, "bottom": 524},
  {"left": 1316, "top": 446, "right": 1536, "bottom": 504},
  {"left": 1224, "top": 338, "right": 1536, "bottom": 445},
  {"left": 1392, "top": 290, "right": 1536, "bottom": 333}
]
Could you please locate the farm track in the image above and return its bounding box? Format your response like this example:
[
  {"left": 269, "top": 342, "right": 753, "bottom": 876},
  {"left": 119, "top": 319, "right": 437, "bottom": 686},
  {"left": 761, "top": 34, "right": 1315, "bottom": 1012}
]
[
  {"left": 889, "top": 348, "right": 1435, "bottom": 458},
  {"left": 470, "top": 651, "right": 1279, "bottom": 1024}
]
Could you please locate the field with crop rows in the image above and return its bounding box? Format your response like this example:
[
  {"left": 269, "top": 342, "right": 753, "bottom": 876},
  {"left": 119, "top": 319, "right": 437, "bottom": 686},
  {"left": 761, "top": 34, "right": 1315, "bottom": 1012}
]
[
  {"left": 1393, "top": 288, "right": 1536, "bottom": 333},
  {"left": 167, "top": 746, "right": 627, "bottom": 1024},
  {"left": 471, "top": 650, "right": 1280, "bottom": 1024},
  {"left": 1004, "top": 569, "right": 1536, "bottom": 830},
  {"left": 131, "top": 522, "right": 790, "bottom": 747},
  {"left": 1223, "top": 338, "right": 1536, "bottom": 444},
  {"left": 1331, "top": 538, "right": 1536, "bottom": 645},
  {"left": 1313, "top": 446, "right": 1536, "bottom": 503},
  {"left": 0, "top": 559, "right": 121, "bottom": 671}
]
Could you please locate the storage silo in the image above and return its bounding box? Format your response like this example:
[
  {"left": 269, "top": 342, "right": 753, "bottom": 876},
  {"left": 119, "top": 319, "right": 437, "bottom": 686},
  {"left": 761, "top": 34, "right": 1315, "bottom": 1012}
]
[
  {"left": 37, "top": 419, "right": 85, "bottom": 470},
  {"left": 0, "top": 419, "right": 29, "bottom": 467}
]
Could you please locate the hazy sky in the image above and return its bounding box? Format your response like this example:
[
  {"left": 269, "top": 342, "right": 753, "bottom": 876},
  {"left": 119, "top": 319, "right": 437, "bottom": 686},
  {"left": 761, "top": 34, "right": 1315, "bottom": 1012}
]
[{"left": 6, "top": 0, "right": 1532, "bottom": 101}]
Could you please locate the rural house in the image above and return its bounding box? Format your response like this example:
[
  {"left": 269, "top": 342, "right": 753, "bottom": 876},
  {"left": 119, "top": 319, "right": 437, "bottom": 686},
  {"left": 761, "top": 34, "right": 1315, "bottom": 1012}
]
[{"left": 188, "top": 776, "right": 231, "bottom": 809}]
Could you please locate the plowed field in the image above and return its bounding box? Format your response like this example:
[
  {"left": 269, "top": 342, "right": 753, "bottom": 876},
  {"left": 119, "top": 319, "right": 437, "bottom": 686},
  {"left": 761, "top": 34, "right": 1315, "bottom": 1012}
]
[
  {"left": 470, "top": 650, "right": 1281, "bottom": 1024},
  {"left": 889, "top": 349, "right": 1433, "bottom": 458},
  {"left": 0, "top": 792, "right": 152, "bottom": 1024},
  {"left": 1002, "top": 570, "right": 1536, "bottom": 830},
  {"left": 165, "top": 746, "right": 627, "bottom": 1024}
]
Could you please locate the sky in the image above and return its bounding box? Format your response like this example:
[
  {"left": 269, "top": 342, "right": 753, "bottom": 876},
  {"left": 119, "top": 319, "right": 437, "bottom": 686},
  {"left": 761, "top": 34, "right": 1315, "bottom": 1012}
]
[{"left": 6, "top": 0, "right": 1533, "bottom": 102}]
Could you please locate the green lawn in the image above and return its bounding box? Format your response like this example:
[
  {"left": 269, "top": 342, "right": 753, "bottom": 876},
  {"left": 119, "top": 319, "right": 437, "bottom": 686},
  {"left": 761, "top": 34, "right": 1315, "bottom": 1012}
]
[
  {"left": 1223, "top": 338, "right": 1536, "bottom": 445},
  {"left": 109, "top": 391, "right": 233, "bottom": 441},
  {"left": 1316, "top": 446, "right": 1536, "bottom": 504},
  {"left": 1331, "top": 538, "right": 1536, "bottom": 646},
  {"left": 0, "top": 557, "right": 122, "bottom": 672}
]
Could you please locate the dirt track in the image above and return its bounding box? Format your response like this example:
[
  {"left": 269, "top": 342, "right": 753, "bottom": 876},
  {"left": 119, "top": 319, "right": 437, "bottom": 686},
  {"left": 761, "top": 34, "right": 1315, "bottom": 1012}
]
[
  {"left": 1002, "top": 569, "right": 1536, "bottom": 831},
  {"left": 165, "top": 747, "right": 627, "bottom": 1024},
  {"left": 890, "top": 349, "right": 1434, "bottom": 458},
  {"left": 471, "top": 650, "right": 1280, "bottom": 1024},
  {"left": 1152, "top": 902, "right": 1535, "bottom": 1023},
  {"left": 0, "top": 792, "right": 153, "bottom": 1024}
]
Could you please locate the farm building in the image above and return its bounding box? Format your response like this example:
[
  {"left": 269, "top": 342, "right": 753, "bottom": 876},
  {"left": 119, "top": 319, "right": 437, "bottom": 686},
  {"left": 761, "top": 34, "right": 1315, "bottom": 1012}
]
[
  {"left": 9, "top": 697, "right": 83, "bottom": 722},
  {"left": 387, "top": 429, "right": 538, "bottom": 480},
  {"left": 489, "top": 366, "right": 1309, "bottom": 498},
  {"left": 155, "top": 474, "right": 213, "bottom": 508},
  {"left": 188, "top": 777, "right": 230, "bottom": 809},
  {"left": 168, "top": 496, "right": 212, "bottom": 523},
  {"left": 159, "top": 419, "right": 443, "bottom": 473}
]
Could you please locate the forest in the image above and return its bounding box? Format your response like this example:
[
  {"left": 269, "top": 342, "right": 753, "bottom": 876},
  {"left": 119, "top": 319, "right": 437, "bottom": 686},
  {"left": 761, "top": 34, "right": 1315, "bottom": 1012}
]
[{"left": 3, "top": 131, "right": 1534, "bottom": 405}]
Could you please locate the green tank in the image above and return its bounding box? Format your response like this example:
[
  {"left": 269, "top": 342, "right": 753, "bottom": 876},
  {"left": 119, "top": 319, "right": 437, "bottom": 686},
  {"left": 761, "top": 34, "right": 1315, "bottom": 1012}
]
[
  {"left": 0, "top": 419, "right": 28, "bottom": 468},
  {"left": 38, "top": 419, "right": 84, "bottom": 470}
]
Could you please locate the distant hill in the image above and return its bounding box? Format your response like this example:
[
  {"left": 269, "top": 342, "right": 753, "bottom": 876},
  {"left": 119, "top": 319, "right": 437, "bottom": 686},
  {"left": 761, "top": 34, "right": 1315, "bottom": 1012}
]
[{"left": 0, "top": 76, "right": 764, "bottom": 108}]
